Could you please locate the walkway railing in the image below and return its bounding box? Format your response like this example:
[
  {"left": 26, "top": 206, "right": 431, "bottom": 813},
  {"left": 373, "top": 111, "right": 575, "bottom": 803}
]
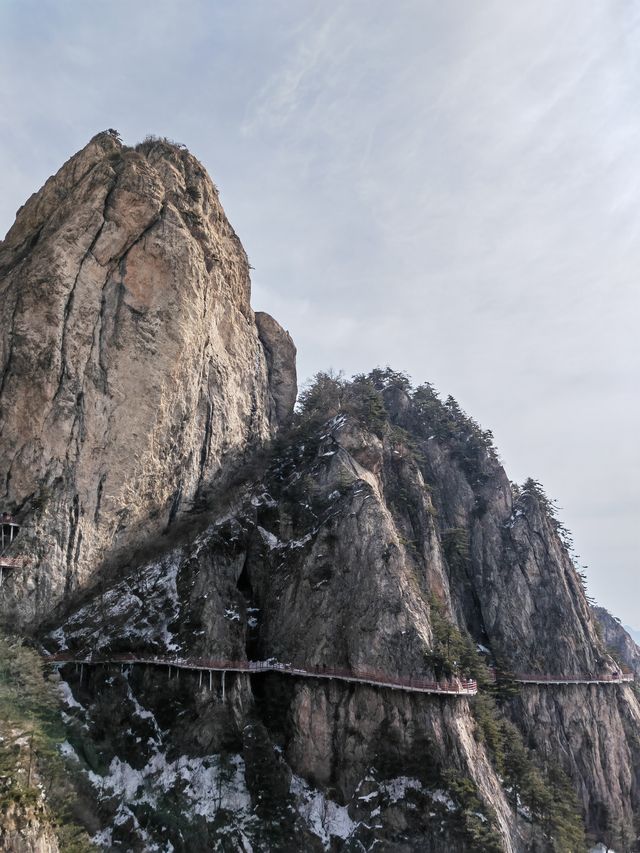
[
  {"left": 0, "top": 556, "right": 24, "bottom": 569},
  {"left": 513, "top": 672, "right": 634, "bottom": 685},
  {"left": 46, "top": 652, "right": 478, "bottom": 696},
  {"left": 44, "top": 652, "right": 635, "bottom": 697}
]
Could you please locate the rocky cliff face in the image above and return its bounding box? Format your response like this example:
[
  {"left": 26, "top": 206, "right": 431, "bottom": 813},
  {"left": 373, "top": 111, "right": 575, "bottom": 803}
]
[
  {"left": 0, "top": 131, "right": 296, "bottom": 628},
  {"left": 594, "top": 606, "right": 640, "bottom": 677},
  {"left": 1, "top": 137, "right": 639, "bottom": 852},
  {"left": 0, "top": 788, "right": 60, "bottom": 853}
]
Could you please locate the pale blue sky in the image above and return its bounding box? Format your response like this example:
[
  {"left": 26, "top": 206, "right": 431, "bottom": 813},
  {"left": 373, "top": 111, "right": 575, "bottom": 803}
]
[{"left": 1, "top": 1, "right": 639, "bottom": 625}]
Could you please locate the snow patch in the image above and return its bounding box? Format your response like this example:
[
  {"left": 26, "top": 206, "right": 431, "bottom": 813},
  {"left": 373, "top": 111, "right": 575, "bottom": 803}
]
[
  {"left": 92, "top": 827, "right": 113, "bottom": 847},
  {"left": 379, "top": 776, "right": 423, "bottom": 803},
  {"left": 290, "top": 774, "right": 356, "bottom": 847},
  {"left": 89, "top": 750, "right": 252, "bottom": 825},
  {"left": 58, "top": 680, "right": 84, "bottom": 710},
  {"left": 61, "top": 553, "right": 183, "bottom": 654},
  {"left": 289, "top": 533, "right": 313, "bottom": 549},
  {"left": 257, "top": 526, "right": 281, "bottom": 550},
  {"left": 48, "top": 626, "right": 68, "bottom": 650},
  {"left": 430, "top": 790, "right": 456, "bottom": 811},
  {"left": 59, "top": 741, "right": 79, "bottom": 760}
]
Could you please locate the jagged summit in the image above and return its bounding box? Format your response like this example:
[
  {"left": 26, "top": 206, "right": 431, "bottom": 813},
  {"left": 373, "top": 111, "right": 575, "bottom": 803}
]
[{"left": 0, "top": 131, "right": 296, "bottom": 627}]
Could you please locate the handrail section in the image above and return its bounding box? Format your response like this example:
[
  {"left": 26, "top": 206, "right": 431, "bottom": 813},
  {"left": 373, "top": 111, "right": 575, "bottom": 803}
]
[
  {"left": 44, "top": 653, "right": 635, "bottom": 695},
  {"left": 46, "top": 653, "right": 479, "bottom": 696},
  {"left": 513, "top": 672, "right": 634, "bottom": 684},
  {"left": 0, "top": 556, "right": 24, "bottom": 569}
]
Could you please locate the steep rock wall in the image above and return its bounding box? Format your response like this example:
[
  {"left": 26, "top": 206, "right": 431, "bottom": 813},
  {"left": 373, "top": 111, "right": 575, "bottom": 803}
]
[
  {"left": 0, "top": 132, "right": 295, "bottom": 628},
  {"left": 594, "top": 605, "right": 640, "bottom": 677}
]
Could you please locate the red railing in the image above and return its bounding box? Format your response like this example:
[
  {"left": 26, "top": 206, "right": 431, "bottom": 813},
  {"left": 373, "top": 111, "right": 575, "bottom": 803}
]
[
  {"left": 45, "top": 652, "right": 634, "bottom": 694},
  {"left": 514, "top": 671, "right": 634, "bottom": 684},
  {"left": 46, "top": 652, "right": 478, "bottom": 695},
  {"left": 0, "top": 555, "right": 23, "bottom": 569}
]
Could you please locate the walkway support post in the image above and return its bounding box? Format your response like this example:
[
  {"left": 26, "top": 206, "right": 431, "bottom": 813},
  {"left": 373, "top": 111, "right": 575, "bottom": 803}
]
[{"left": 222, "top": 670, "right": 226, "bottom": 702}]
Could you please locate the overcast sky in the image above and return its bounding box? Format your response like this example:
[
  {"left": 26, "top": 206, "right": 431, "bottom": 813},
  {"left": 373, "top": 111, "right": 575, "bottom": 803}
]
[{"left": 1, "top": 1, "right": 638, "bottom": 626}]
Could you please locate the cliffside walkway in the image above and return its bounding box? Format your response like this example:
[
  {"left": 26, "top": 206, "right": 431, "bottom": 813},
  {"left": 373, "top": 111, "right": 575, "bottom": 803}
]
[
  {"left": 45, "top": 653, "right": 634, "bottom": 697},
  {"left": 46, "top": 652, "right": 479, "bottom": 696},
  {"left": 513, "top": 673, "right": 634, "bottom": 685},
  {"left": 0, "top": 513, "right": 21, "bottom": 584}
]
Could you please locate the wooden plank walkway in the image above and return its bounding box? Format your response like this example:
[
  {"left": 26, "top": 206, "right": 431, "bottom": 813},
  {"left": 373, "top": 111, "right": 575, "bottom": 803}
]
[
  {"left": 44, "top": 653, "right": 635, "bottom": 696},
  {"left": 46, "top": 653, "right": 479, "bottom": 696},
  {"left": 513, "top": 673, "right": 634, "bottom": 685}
]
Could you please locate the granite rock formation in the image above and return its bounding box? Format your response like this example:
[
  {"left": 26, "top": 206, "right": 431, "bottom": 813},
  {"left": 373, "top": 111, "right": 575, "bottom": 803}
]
[
  {"left": 594, "top": 605, "right": 640, "bottom": 677},
  {"left": 1, "top": 136, "right": 638, "bottom": 852},
  {"left": 0, "top": 131, "right": 296, "bottom": 628}
]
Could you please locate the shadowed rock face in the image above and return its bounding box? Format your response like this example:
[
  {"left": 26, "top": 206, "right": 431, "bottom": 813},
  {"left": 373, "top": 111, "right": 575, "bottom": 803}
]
[{"left": 0, "top": 132, "right": 295, "bottom": 628}]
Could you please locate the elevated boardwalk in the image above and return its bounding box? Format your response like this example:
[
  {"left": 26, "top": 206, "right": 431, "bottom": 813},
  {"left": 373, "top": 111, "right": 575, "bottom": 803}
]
[
  {"left": 0, "top": 513, "right": 22, "bottom": 583},
  {"left": 44, "top": 653, "right": 634, "bottom": 698},
  {"left": 513, "top": 672, "right": 634, "bottom": 685},
  {"left": 46, "top": 652, "right": 479, "bottom": 696}
]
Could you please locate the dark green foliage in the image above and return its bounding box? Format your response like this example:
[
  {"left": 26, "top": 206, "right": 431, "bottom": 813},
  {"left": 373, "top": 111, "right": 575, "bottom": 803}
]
[
  {"left": 539, "top": 762, "right": 588, "bottom": 852},
  {"left": 367, "top": 366, "right": 412, "bottom": 393},
  {"left": 296, "top": 370, "right": 346, "bottom": 426},
  {"left": 372, "top": 721, "right": 503, "bottom": 852},
  {"left": 411, "top": 385, "right": 497, "bottom": 463},
  {"left": 295, "top": 368, "right": 498, "bottom": 490},
  {"left": 443, "top": 527, "right": 470, "bottom": 575},
  {"left": 442, "top": 771, "right": 503, "bottom": 853},
  {"left": 472, "top": 693, "right": 506, "bottom": 765},
  {"left": 0, "top": 635, "right": 95, "bottom": 851},
  {"left": 591, "top": 796, "right": 637, "bottom": 852},
  {"left": 347, "top": 374, "right": 388, "bottom": 435},
  {"left": 296, "top": 370, "right": 388, "bottom": 436},
  {"left": 471, "top": 691, "right": 586, "bottom": 851},
  {"left": 242, "top": 721, "right": 313, "bottom": 850},
  {"left": 424, "top": 596, "right": 493, "bottom": 684},
  {"left": 518, "top": 478, "right": 596, "bottom": 603}
]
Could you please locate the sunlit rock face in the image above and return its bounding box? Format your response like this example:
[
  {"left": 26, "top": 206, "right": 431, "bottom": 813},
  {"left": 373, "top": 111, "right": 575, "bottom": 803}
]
[{"left": 0, "top": 131, "right": 295, "bottom": 628}]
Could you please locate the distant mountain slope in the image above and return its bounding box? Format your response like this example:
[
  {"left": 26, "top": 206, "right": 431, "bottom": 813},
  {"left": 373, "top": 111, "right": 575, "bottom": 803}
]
[{"left": 594, "top": 606, "right": 640, "bottom": 677}]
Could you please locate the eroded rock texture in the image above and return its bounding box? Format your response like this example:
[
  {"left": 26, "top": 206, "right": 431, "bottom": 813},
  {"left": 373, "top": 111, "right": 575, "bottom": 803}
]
[
  {"left": 0, "top": 131, "right": 295, "bottom": 627},
  {"left": 594, "top": 605, "right": 640, "bottom": 677}
]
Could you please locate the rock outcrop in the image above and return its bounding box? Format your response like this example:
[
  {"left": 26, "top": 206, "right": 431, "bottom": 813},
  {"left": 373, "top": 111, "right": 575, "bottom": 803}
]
[
  {"left": 255, "top": 311, "right": 297, "bottom": 428},
  {"left": 594, "top": 605, "right": 640, "bottom": 677},
  {"left": 0, "top": 802, "right": 59, "bottom": 853},
  {"left": 0, "top": 131, "right": 295, "bottom": 628}
]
